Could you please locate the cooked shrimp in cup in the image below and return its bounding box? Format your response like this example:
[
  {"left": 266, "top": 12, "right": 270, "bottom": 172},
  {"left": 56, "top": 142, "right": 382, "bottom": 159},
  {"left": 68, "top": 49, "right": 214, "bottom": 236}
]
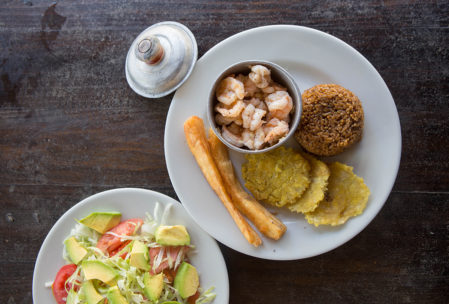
[{"left": 207, "top": 60, "right": 301, "bottom": 154}]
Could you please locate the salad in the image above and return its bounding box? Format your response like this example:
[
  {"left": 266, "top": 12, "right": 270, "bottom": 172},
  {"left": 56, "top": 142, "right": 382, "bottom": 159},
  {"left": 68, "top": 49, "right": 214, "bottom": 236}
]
[{"left": 48, "top": 203, "right": 216, "bottom": 304}]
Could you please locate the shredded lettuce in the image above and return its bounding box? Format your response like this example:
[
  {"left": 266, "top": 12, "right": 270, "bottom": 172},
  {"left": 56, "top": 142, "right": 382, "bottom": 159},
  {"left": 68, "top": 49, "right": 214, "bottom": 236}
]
[
  {"left": 197, "top": 287, "right": 217, "bottom": 304},
  {"left": 153, "top": 246, "right": 165, "bottom": 270},
  {"left": 51, "top": 201, "right": 216, "bottom": 304},
  {"left": 174, "top": 246, "right": 184, "bottom": 270}
]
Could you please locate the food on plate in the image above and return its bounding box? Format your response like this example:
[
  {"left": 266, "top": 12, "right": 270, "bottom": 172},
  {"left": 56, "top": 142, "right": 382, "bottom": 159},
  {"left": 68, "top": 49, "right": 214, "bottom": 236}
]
[
  {"left": 81, "top": 260, "right": 117, "bottom": 284},
  {"left": 108, "top": 286, "right": 128, "bottom": 303},
  {"left": 49, "top": 204, "right": 216, "bottom": 304},
  {"left": 295, "top": 84, "right": 364, "bottom": 156},
  {"left": 214, "top": 64, "right": 294, "bottom": 150},
  {"left": 52, "top": 264, "right": 78, "bottom": 304},
  {"left": 184, "top": 116, "right": 262, "bottom": 247},
  {"left": 174, "top": 262, "right": 200, "bottom": 299},
  {"left": 144, "top": 272, "right": 164, "bottom": 301},
  {"left": 155, "top": 225, "right": 190, "bottom": 246},
  {"left": 64, "top": 236, "right": 88, "bottom": 265},
  {"left": 96, "top": 218, "right": 143, "bottom": 255},
  {"left": 79, "top": 211, "right": 122, "bottom": 234},
  {"left": 305, "top": 162, "right": 370, "bottom": 226},
  {"left": 241, "top": 146, "right": 370, "bottom": 226},
  {"left": 242, "top": 146, "right": 311, "bottom": 207},
  {"left": 287, "top": 152, "right": 330, "bottom": 213},
  {"left": 207, "top": 129, "right": 286, "bottom": 240}
]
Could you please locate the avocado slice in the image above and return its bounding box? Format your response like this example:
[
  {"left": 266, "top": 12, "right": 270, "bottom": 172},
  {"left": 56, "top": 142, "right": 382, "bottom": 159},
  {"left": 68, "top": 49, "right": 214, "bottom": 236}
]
[
  {"left": 82, "top": 280, "right": 104, "bottom": 304},
  {"left": 129, "top": 240, "right": 150, "bottom": 271},
  {"left": 143, "top": 272, "right": 164, "bottom": 301},
  {"left": 82, "top": 260, "right": 117, "bottom": 286},
  {"left": 79, "top": 212, "right": 121, "bottom": 234},
  {"left": 64, "top": 236, "right": 88, "bottom": 264},
  {"left": 107, "top": 286, "right": 128, "bottom": 304},
  {"left": 173, "top": 262, "right": 199, "bottom": 299},
  {"left": 155, "top": 225, "right": 190, "bottom": 246}
]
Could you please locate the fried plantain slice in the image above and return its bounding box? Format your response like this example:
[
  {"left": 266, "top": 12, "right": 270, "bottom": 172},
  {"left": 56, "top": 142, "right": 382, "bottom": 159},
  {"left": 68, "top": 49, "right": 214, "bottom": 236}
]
[
  {"left": 242, "top": 146, "right": 310, "bottom": 207},
  {"left": 288, "top": 152, "right": 330, "bottom": 213},
  {"left": 305, "top": 162, "right": 370, "bottom": 226}
]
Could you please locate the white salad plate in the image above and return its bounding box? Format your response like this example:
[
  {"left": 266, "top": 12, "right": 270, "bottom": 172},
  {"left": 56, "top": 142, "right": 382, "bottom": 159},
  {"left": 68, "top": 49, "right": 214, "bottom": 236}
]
[
  {"left": 32, "top": 188, "right": 229, "bottom": 303},
  {"left": 164, "top": 25, "right": 401, "bottom": 260}
]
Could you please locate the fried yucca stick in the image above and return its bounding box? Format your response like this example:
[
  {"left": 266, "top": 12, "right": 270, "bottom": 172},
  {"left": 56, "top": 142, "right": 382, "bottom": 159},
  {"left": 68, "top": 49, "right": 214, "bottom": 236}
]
[
  {"left": 208, "top": 129, "right": 287, "bottom": 240},
  {"left": 184, "top": 116, "right": 262, "bottom": 247}
]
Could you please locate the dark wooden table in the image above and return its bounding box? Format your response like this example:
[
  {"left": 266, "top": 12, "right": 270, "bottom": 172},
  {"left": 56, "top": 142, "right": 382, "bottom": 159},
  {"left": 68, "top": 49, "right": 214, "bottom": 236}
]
[{"left": 1, "top": 1, "right": 448, "bottom": 303}]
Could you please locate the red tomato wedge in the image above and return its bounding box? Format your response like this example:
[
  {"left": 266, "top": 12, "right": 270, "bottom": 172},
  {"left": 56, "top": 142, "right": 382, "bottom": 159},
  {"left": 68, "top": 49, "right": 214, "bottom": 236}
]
[
  {"left": 149, "top": 246, "right": 189, "bottom": 274},
  {"left": 162, "top": 267, "right": 178, "bottom": 283},
  {"left": 96, "top": 218, "right": 143, "bottom": 255},
  {"left": 52, "top": 264, "right": 77, "bottom": 304},
  {"left": 187, "top": 291, "right": 200, "bottom": 304},
  {"left": 109, "top": 240, "right": 131, "bottom": 259}
]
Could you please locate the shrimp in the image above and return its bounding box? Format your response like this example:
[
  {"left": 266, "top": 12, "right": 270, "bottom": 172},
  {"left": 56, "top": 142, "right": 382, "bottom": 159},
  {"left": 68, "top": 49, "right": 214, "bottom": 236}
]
[
  {"left": 262, "top": 86, "right": 275, "bottom": 94},
  {"left": 235, "top": 74, "right": 245, "bottom": 83},
  {"left": 242, "top": 104, "right": 256, "bottom": 129},
  {"left": 263, "top": 118, "right": 289, "bottom": 145},
  {"left": 216, "top": 76, "right": 245, "bottom": 105},
  {"left": 266, "top": 112, "right": 290, "bottom": 124},
  {"left": 227, "top": 122, "right": 243, "bottom": 135},
  {"left": 253, "top": 91, "right": 266, "bottom": 101},
  {"left": 242, "top": 104, "right": 267, "bottom": 131},
  {"left": 251, "top": 108, "right": 266, "bottom": 131},
  {"left": 254, "top": 128, "right": 266, "bottom": 150},
  {"left": 249, "top": 65, "right": 271, "bottom": 89},
  {"left": 262, "top": 84, "right": 285, "bottom": 93},
  {"left": 233, "top": 117, "right": 243, "bottom": 126},
  {"left": 246, "top": 98, "right": 268, "bottom": 111},
  {"left": 262, "top": 82, "right": 288, "bottom": 99},
  {"left": 242, "top": 129, "right": 255, "bottom": 150},
  {"left": 236, "top": 74, "right": 260, "bottom": 98},
  {"left": 265, "top": 91, "right": 293, "bottom": 121},
  {"left": 221, "top": 124, "right": 244, "bottom": 147},
  {"left": 272, "top": 82, "right": 287, "bottom": 92},
  {"left": 215, "top": 113, "right": 234, "bottom": 126},
  {"left": 215, "top": 100, "right": 245, "bottom": 118}
]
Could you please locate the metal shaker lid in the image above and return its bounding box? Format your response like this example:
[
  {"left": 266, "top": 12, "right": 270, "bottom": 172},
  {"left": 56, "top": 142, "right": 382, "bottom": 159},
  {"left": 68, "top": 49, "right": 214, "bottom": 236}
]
[{"left": 125, "top": 21, "right": 198, "bottom": 98}]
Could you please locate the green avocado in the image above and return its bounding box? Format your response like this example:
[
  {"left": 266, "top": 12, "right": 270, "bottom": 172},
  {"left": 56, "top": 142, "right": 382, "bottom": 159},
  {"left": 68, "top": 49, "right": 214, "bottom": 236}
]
[
  {"left": 161, "top": 302, "right": 181, "bottom": 304},
  {"left": 82, "top": 280, "right": 104, "bottom": 304},
  {"left": 79, "top": 212, "right": 121, "bottom": 234},
  {"left": 106, "top": 286, "right": 128, "bottom": 304},
  {"left": 129, "top": 240, "right": 149, "bottom": 271},
  {"left": 155, "top": 225, "right": 190, "bottom": 246},
  {"left": 143, "top": 272, "right": 164, "bottom": 301},
  {"left": 82, "top": 260, "right": 117, "bottom": 286},
  {"left": 64, "top": 236, "right": 88, "bottom": 264},
  {"left": 173, "top": 262, "right": 199, "bottom": 299}
]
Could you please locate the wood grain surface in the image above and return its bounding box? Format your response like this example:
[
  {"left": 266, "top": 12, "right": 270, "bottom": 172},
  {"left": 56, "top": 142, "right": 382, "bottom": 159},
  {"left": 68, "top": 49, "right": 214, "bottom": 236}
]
[{"left": 1, "top": 0, "right": 448, "bottom": 303}]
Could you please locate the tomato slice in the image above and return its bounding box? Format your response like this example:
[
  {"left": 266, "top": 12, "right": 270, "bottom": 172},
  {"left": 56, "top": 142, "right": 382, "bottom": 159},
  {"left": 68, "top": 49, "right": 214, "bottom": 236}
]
[
  {"left": 109, "top": 240, "right": 131, "bottom": 259},
  {"left": 162, "top": 268, "right": 178, "bottom": 283},
  {"left": 96, "top": 218, "right": 143, "bottom": 255},
  {"left": 52, "top": 264, "right": 77, "bottom": 304},
  {"left": 187, "top": 291, "right": 200, "bottom": 304},
  {"left": 149, "top": 246, "right": 189, "bottom": 275}
]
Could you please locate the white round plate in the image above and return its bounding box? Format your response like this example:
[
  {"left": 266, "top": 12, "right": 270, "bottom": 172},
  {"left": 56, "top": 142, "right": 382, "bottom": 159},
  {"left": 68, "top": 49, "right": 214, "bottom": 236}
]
[
  {"left": 165, "top": 25, "right": 401, "bottom": 260},
  {"left": 32, "top": 188, "right": 229, "bottom": 303}
]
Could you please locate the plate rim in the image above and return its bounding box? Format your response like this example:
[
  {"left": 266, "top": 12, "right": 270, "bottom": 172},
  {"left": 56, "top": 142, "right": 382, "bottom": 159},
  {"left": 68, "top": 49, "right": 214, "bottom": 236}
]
[
  {"left": 165, "top": 24, "right": 402, "bottom": 260},
  {"left": 32, "top": 187, "right": 230, "bottom": 303}
]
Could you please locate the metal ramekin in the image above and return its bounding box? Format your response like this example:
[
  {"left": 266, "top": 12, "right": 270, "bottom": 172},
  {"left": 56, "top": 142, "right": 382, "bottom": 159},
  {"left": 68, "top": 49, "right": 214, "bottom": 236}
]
[{"left": 207, "top": 60, "right": 302, "bottom": 154}]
